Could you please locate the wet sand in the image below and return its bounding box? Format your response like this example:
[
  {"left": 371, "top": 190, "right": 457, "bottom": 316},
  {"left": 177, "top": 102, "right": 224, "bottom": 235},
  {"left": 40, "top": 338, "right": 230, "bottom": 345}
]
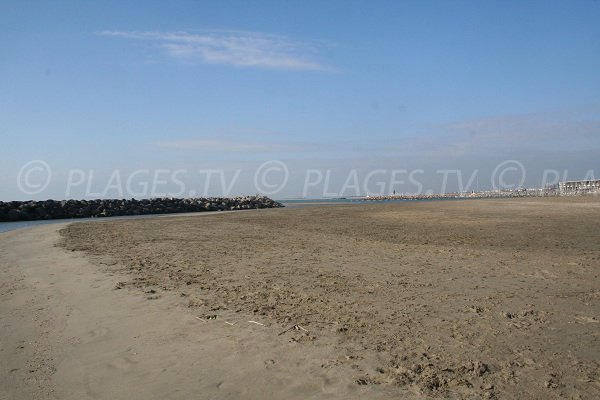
[{"left": 2, "top": 197, "right": 599, "bottom": 399}]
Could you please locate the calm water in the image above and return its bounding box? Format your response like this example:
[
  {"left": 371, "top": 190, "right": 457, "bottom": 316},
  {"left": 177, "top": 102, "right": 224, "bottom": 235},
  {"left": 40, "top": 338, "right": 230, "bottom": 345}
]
[
  {"left": 0, "top": 219, "right": 78, "bottom": 234},
  {"left": 280, "top": 198, "right": 366, "bottom": 204},
  {"left": 0, "top": 215, "right": 154, "bottom": 234},
  {"left": 279, "top": 197, "right": 455, "bottom": 206}
]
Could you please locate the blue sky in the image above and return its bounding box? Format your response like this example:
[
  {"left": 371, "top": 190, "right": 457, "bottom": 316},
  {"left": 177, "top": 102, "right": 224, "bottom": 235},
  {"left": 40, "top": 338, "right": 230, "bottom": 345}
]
[{"left": 1, "top": 1, "right": 599, "bottom": 199}]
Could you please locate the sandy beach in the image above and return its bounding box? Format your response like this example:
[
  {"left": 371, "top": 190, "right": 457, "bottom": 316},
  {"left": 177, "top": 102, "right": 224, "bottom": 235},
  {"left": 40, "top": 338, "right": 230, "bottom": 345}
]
[{"left": 1, "top": 197, "right": 599, "bottom": 399}]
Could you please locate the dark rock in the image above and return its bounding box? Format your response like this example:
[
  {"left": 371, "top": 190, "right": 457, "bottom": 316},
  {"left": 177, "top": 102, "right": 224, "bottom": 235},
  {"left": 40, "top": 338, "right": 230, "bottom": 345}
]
[{"left": 0, "top": 196, "right": 283, "bottom": 222}]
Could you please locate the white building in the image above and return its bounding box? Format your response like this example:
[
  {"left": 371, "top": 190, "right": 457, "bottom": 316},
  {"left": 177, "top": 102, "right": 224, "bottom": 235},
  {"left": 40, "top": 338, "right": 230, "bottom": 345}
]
[{"left": 558, "top": 179, "right": 600, "bottom": 192}]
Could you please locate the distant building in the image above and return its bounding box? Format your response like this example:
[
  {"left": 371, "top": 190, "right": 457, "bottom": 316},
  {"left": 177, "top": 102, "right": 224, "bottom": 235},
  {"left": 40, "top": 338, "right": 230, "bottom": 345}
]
[{"left": 559, "top": 179, "right": 600, "bottom": 193}]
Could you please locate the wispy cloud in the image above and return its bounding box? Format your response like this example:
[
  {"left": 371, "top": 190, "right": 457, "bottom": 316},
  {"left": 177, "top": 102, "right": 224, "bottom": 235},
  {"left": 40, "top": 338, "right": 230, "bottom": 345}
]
[
  {"left": 444, "top": 109, "right": 600, "bottom": 143},
  {"left": 100, "top": 30, "right": 328, "bottom": 71},
  {"left": 155, "top": 139, "right": 320, "bottom": 153},
  {"left": 381, "top": 108, "right": 600, "bottom": 158}
]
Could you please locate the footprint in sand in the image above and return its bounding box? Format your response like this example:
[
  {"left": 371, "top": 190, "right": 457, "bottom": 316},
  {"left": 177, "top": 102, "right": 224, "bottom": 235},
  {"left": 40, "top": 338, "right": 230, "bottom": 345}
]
[
  {"left": 575, "top": 316, "right": 599, "bottom": 324},
  {"left": 84, "top": 326, "right": 110, "bottom": 342},
  {"left": 107, "top": 356, "right": 138, "bottom": 371}
]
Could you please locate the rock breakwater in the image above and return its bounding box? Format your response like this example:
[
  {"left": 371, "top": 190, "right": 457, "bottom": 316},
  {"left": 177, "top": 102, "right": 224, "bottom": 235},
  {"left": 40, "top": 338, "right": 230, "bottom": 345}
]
[{"left": 0, "top": 196, "right": 283, "bottom": 222}]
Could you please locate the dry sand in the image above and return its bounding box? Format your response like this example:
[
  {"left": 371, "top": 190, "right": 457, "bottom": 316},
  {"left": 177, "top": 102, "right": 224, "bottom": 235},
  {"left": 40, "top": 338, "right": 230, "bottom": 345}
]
[{"left": 1, "top": 197, "right": 599, "bottom": 399}]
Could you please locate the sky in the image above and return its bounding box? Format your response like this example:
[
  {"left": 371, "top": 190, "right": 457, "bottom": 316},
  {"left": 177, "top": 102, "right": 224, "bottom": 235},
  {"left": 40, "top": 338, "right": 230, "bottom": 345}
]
[{"left": 1, "top": 0, "right": 599, "bottom": 199}]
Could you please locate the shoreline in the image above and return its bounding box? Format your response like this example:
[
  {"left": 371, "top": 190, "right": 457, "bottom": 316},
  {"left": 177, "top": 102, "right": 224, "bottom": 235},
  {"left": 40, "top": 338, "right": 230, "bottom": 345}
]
[
  {"left": 0, "top": 208, "right": 264, "bottom": 234},
  {"left": 0, "top": 197, "right": 482, "bottom": 234}
]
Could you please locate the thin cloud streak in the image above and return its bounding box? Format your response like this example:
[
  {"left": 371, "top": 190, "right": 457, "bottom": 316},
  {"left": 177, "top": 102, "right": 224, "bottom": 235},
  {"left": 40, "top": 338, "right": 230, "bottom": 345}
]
[
  {"left": 373, "top": 108, "right": 600, "bottom": 158},
  {"left": 155, "top": 139, "right": 320, "bottom": 153},
  {"left": 444, "top": 111, "right": 600, "bottom": 142},
  {"left": 100, "top": 30, "right": 328, "bottom": 71}
]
